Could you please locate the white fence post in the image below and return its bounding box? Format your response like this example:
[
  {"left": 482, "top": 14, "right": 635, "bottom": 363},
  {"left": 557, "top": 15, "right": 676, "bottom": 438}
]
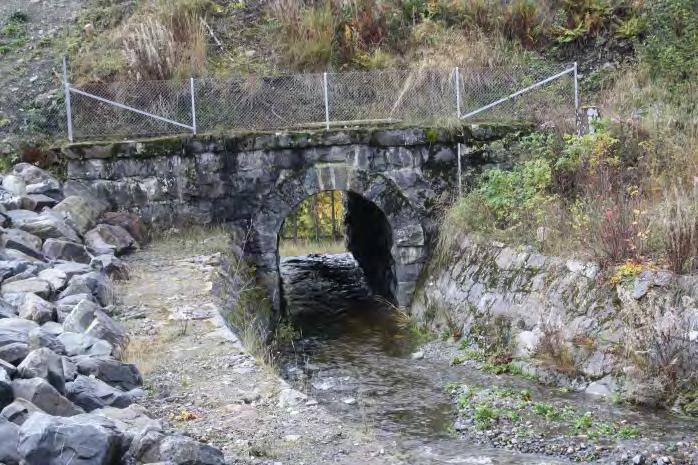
[
  {"left": 457, "top": 143, "right": 462, "bottom": 198},
  {"left": 190, "top": 77, "right": 197, "bottom": 135},
  {"left": 323, "top": 72, "right": 330, "bottom": 130},
  {"left": 62, "top": 56, "right": 74, "bottom": 143},
  {"left": 573, "top": 61, "right": 580, "bottom": 134},
  {"left": 454, "top": 67, "right": 461, "bottom": 118}
]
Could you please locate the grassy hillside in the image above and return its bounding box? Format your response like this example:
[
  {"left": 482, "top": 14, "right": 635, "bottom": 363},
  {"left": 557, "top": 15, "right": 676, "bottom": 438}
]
[{"left": 4, "top": 0, "right": 698, "bottom": 272}]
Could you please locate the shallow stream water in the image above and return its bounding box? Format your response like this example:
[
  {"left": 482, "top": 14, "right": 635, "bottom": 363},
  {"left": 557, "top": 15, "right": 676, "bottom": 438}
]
[{"left": 278, "top": 253, "right": 697, "bottom": 465}]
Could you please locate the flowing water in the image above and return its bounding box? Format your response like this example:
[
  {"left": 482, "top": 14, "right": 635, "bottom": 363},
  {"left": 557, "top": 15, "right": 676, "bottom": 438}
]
[{"left": 278, "top": 253, "right": 698, "bottom": 465}]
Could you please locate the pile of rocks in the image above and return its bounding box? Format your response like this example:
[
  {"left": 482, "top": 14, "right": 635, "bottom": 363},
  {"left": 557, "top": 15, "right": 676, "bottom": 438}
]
[{"left": 0, "top": 164, "right": 224, "bottom": 465}]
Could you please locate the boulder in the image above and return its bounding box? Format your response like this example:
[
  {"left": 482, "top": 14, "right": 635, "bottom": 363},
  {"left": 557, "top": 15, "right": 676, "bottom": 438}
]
[
  {"left": 58, "top": 332, "right": 113, "bottom": 357},
  {"left": 66, "top": 375, "right": 142, "bottom": 412},
  {"left": 84, "top": 224, "right": 137, "bottom": 256},
  {"left": 17, "top": 348, "right": 65, "bottom": 394},
  {"left": 37, "top": 268, "right": 68, "bottom": 291},
  {"left": 127, "top": 430, "right": 224, "bottom": 465},
  {"left": 91, "top": 404, "right": 161, "bottom": 445},
  {"left": 0, "top": 318, "right": 39, "bottom": 346},
  {"left": 0, "top": 342, "right": 29, "bottom": 364},
  {"left": 0, "top": 195, "right": 37, "bottom": 212},
  {"left": 63, "top": 300, "right": 126, "bottom": 350},
  {"left": 11, "top": 163, "right": 61, "bottom": 197},
  {"left": 18, "top": 294, "right": 55, "bottom": 324},
  {"left": 0, "top": 416, "right": 20, "bottom": 465},
  {"left": 0, "top": 228, "right": 44, "bottom": 260},
  {"left": 1, "top": 398, "right": 44, "bottom": 426},
  {"left": 5, "top": 209, "right": 37, "bottom": 228},
  {"left": 2, "top": 175, "right": 26, "bottom": 196},
  {"left": 53, "top": 261, "right": 92, "bottom": 279},
  {"left": 1, "top": 278, "right": 52, "bottom": 299},
  {"left": 59, "top": 272, "right": 114, "bottom": 307},
  {"left": 62, "top": 356, "right": 78, "bottom": 382},
  {"left": 18, "top": 412, "right": 123, "bottom": 465},
  {"left": 18, "top": 210, "right": 81, "bottom": 243},
  {"left": 91, "top": 254, "right": 129, "bottom": 280},
  {"left": 11, "top": 378, "right": 83, "bottom": 417},
  {"left": 1, "top": 247, "right": 44, "bottom": 263},
  {"left": 1, "top": 358, "right": 17, "bottom": 377},
  {"left": 101, "top": 211, "right": 147, "bottom": 244},
  {"left": 0, "top": 368, "right": 13, "bottom": 410},
  {"left": 53, "top": 196, "right": 106, "bottom": 235},
  {"left": 28, "top": 326, "right": 66, "bottom": 355},
  {"left": 26, "top": 194, "right": 58, "bottom": 210},
  {"left": 42, "top": 238, "right": 92, "bottom": 264},
  {"left": 73, "top": 356, "right": 142, "bottom": 391},
  {"left": 0, "top": 298, "right": 17, "bottom": 319}
]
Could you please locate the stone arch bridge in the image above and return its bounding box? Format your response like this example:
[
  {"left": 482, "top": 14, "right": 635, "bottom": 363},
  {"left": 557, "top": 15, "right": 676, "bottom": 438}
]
[{"left": 63, "top": 124, "right": 527, "bottom": 313}]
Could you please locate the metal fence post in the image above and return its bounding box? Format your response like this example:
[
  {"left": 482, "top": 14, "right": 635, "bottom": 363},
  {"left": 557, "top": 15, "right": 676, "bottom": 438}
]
[
  {"left": 454, "top": 67, "right": 461, "bottom": 118},
  {"left": 62, "top": 56, "right": 74, "bottom": 143},
  {"left": 573, "top": 61, "right": 579, "bottom": 134},
  {"left": 190, "top": 78, "right": 197, "bottom": 135},
  {"left": 323, "top": 72, "right": 330, "bottom": 130},
  {"left": 457, "top": 143, "right": 462, "bottom": 198}
]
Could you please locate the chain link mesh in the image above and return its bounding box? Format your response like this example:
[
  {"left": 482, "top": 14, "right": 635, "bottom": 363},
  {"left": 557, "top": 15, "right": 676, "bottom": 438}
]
[{"left": 66, "top": 63, "right": 577, "bottom": 140}]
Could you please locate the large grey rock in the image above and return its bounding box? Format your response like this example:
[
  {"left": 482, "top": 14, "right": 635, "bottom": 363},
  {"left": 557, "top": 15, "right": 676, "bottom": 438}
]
[
  {"left": 0, "top": 318, "right": 39, "bottom": 346},
  {"left": 18, "top": 210, "right": 81, "bottom": 243},
  {"left": 84, "top": 224, "right": 137, "bottom": 256},
  {"left": 100, "top": 211, "right": 147, "bottom": 244},
  {"left": 42, "top": 238, "right": 91, "bottom": 264},
  {"left": 26, "top": 193, "right": 58, "bottom": 209},
  {"left": 1, "top": 358, "right": 17, "bottom": 377},
  {"left": 73, "top": 356, "right": 142, "bottom": 391},
  {"left": 63, "top": 300, "right": 126, "bottom": 350},
  {"left": 18, "top": 412, "right": 123, "bottom": 465},
  {"left": 0, "top": 368, "right": 13, "bottom": 410},
  {"left": 2, "top": 175, "right": 26, "bottom": 196},
  {"left": 91, "top": 404, "right": 161, "bottom": 444},
  {"left": 66, "top": 375, "right": 142, "bottom": 412},
  {"left": 0, "top": 195, "right": 37, "bottom": 212},
  {"left": 28, "top": 326, "right": 66, "bottom": 355},
  {"left": 58, "top": 332, "right": 113, "bottom": 357},
  {"left": 0, "top": 342, "right": 29, "bottom": 365},
  {"left": 0, "top": 298, "right": 17, "bottom": 318},
  {"left": 11, "top": 163, "right": 61, "bottom": 197},
  {"left": 11, "top": 378, "right": 84, "bottom": 417},
  {"left": 91, "top": 254, "right": 129, "bottom": 280},
  {"left": 17, "top": 348, "right": 66, "bottom": 394},
  {"left": 37, "top": 268, "right": 68, "bottom": 291},
  {"left": 62, "top": 356, "right": 78, "bottom": 382},
  {"left": 1, "top": 398, "right": 44, "bottom": 425},
  {"left": 4, "top": 209, "right": 37, "bottom": 228},
  {"left": 53, "top": 261, "right": 92, "bottom": 279},
  {"left": 0, "top": 228, "right": 44, "bottom": 260},
  {"left": 59, "top": 272, "right": 114, "bottom": 307},
  {"left": 53, "top": 196, "right": 106, "bottom": 235},
  {"left": 0, "top": 416, "right": 20, "bottom": 465},
  {"left": 1, "top": 278, "right": 52, "bottom": 299},
  {"left": 18, "top": 293, "right": 55, "bottom": 324},
  {"left": 127, "top": 430, "right": 224, "bottom": 465}
]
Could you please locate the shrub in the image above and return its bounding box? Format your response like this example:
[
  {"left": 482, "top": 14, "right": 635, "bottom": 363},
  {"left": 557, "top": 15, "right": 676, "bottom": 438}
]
[{"left": 660, "top": 184, "right": 698, "bottom": 273}]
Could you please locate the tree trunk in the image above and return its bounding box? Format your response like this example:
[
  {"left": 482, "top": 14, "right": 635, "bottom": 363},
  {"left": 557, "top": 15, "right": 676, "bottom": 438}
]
[
  {"left": 312, "top": 195, "right": 320, "bottom": 242},
  {"left": 331, "top": 191, "right": 337, "bottom": 241}
]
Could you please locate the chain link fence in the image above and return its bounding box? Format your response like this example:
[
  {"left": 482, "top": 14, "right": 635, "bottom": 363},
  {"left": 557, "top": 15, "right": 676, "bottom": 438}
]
[{"left": 64, "top": 62, "right": 578, "bottom": 141}]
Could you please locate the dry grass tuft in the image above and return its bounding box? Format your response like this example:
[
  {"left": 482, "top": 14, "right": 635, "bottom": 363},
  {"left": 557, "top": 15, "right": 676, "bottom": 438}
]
[{"left": 279, "top": 239, "right": 346, "bottom": 257}]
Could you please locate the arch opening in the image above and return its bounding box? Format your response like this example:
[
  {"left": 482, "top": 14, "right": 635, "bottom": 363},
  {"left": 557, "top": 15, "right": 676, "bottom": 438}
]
[{"left": 277, "top": 189, "right": 397, "bottom": 314}]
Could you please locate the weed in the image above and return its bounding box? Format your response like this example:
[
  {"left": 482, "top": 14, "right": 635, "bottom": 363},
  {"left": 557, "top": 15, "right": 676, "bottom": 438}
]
[
  {"left": 617, "top": 425, "right": 640, "bottom": 439},
  {"left": 573, "top": 412, "right": 593, "bottom": 430},
  {"left": 532, "top": 402, "right": 560, "bottom": 420},
  {"left": 474, "top": 404, "right": 499, "bottom": 428}
]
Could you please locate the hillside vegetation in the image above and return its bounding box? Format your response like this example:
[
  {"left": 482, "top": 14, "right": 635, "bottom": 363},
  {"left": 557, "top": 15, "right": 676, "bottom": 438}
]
[{"left": 5, "top": 0, "right": 698, "bottom": 272}]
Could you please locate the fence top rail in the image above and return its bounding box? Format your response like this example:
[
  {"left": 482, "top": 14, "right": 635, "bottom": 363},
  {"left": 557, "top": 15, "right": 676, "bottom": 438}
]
[{"left": 65, "top": 63, "right": 576, "bottom": 89}]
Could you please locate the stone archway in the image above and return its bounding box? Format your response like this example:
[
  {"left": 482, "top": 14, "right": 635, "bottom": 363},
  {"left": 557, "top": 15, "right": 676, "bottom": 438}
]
[{"left": 245, "top": 162, "right": 427, "bottom": 316}]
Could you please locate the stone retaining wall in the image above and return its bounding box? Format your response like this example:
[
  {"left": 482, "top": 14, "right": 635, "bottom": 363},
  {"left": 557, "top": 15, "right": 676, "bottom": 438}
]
[{"left": 412, "top": 236, "right": 698, "bottom": 411}]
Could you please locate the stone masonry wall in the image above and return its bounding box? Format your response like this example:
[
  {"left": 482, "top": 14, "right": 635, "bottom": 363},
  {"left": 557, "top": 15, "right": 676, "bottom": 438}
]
[
  {"left": 412, "top": 236, "right": 698, "bottom": 410},
  {"left": 63, "top": 124, "right": 530, "bottom": 311}
]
